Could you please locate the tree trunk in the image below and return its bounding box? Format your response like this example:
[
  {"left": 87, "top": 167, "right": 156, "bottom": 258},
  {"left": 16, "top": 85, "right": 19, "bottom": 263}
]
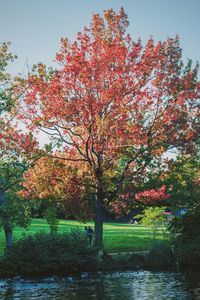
[
  {"left": 0, "top": 189, "right": 13, "bottom": 249},
  {"left": 0, "top": 189, "right": 4, "bottom": 206},
  {"left": 4, "top": 223, "right": 13, "bottom": 249},
  {"left": 94, "top": 188, "right": 104, "bottom": 251}
]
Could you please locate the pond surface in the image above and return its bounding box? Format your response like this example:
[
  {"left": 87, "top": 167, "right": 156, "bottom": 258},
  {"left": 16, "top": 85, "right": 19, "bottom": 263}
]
[{"left": 0, "top": 270, "right": 200, "bottom": 299}]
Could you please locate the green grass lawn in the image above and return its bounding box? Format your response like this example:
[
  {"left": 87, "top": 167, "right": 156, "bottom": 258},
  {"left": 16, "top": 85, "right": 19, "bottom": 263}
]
[{"left": 0, "top": 219, "right": 169, "bottom": 253}]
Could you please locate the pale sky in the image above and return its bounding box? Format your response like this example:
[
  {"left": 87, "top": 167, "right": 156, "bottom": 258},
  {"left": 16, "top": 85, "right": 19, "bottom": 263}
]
[{"left": 0, "top": 0, "right": 200, "bottom": 76}]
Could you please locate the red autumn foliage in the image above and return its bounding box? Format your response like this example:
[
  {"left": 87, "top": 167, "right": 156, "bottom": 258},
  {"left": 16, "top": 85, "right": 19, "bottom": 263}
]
[{"left": 135, "top": 185, "right": 170, "bottom": 204}]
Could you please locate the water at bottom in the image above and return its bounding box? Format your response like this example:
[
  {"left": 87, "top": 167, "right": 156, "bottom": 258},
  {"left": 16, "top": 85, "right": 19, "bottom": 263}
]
[{"left": 0, "top": 270, "right": 200, "bottom": 300}]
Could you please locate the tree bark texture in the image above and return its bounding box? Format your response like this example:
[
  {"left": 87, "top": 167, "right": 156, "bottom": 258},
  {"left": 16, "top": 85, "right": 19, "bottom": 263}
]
[
  {"left": 0, "top": 189, "right": 13, "bottom": 249},
  {"left": 4, "top": 223, "right": 13, "bottom": 248},
  {"left": 94, "top": 188, "right": 104, "bottom": 250}
]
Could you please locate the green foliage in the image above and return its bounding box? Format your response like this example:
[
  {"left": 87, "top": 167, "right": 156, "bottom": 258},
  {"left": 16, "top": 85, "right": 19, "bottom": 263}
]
[
  {"left": 0, "top": 159, "right": 32, "bottom": 237},
  {"left": 0, "top": 160, "right": 26, "bottom": 189},
  {"left": 0, "top": 230, "right": 98, "bottom": 276},
  {"left": 136, "top": 207, "right": 168, "bottom": 242},
  {"left": 136, "top": 207, "right": 166, "bottom": 227},
  {"left": 164, "top": 154, "right": 200, "bottom": 207}
]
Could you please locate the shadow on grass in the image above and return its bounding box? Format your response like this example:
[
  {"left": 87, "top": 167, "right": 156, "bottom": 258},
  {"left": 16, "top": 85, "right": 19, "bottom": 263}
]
[{"left": 104, "top": 235, "right": 167, "bottom": 252}]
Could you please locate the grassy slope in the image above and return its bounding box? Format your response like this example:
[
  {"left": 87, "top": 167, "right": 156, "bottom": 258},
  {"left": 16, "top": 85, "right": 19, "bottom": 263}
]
[{"left": 0, "top": 219, "right": 168, "bottom": 253}]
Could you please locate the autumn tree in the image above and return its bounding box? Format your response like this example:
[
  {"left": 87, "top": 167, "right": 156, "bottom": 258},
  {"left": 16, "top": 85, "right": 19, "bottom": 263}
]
[{"left": 20, "top": 8, "right": 200, "bottom": 249}]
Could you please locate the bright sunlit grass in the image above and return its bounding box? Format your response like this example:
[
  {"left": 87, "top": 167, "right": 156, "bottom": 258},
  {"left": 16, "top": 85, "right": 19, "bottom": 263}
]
[{"left": 0, "top": 218, "right": 169, "bottom": 253}]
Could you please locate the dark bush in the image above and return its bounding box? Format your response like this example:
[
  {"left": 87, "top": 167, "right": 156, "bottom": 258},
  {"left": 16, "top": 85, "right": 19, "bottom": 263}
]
[
  {"left": 99, "top": 252, "right": 147, "bottom": 271},
  {"left": 0, "top": 230, "right": 98, "bottom": 276},
  {"left": 128, "top": 253, "right": 146, "bottom": 267},
  {"left": 169, "top": 209, "right": 200, "bottom": 266},
  {"left": 147, "top": 242, "right": 176, "bottom": 268}
]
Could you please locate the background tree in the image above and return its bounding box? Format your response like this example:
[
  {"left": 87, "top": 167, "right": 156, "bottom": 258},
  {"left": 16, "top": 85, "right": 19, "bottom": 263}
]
[
  {"left": 20, "top": 8, "right": 200, "bottom": 249},
  {"left": 159, "top": 149, "right": 200, "bottom": 265},
  {"left": 0, "top": 189, "right": 31, "bottom": 249},
  {"left": 0, "top": 131, "right": 38, "bottom": 248},
  {"left": 132, "top": 148, "right": 200, "bottom": 209},
  {"left": 167, "top": 157, "right": 200, "bottom": 266},
  {"left": 0, "top": 42, "right": 17, "bottom": 115},
  {"left": 163, "top": 153, "right": 200, "bottom": 208},
  {"left": 0, "top": 43, "right": 39, "bottom": 248},
  {"left": 20, "top": 156, "right": 94, "bottom": 233}
]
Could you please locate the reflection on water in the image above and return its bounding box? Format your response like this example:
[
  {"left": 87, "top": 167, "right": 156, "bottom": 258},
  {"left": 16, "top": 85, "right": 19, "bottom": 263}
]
[{"left": 0, "top": 270, "right": 200, "bottom": 300}]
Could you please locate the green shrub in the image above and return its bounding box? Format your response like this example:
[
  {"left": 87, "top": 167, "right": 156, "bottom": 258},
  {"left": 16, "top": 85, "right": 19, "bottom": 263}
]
[{"left": 0, "top": 230, "right": 98, "bottom": 276}]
